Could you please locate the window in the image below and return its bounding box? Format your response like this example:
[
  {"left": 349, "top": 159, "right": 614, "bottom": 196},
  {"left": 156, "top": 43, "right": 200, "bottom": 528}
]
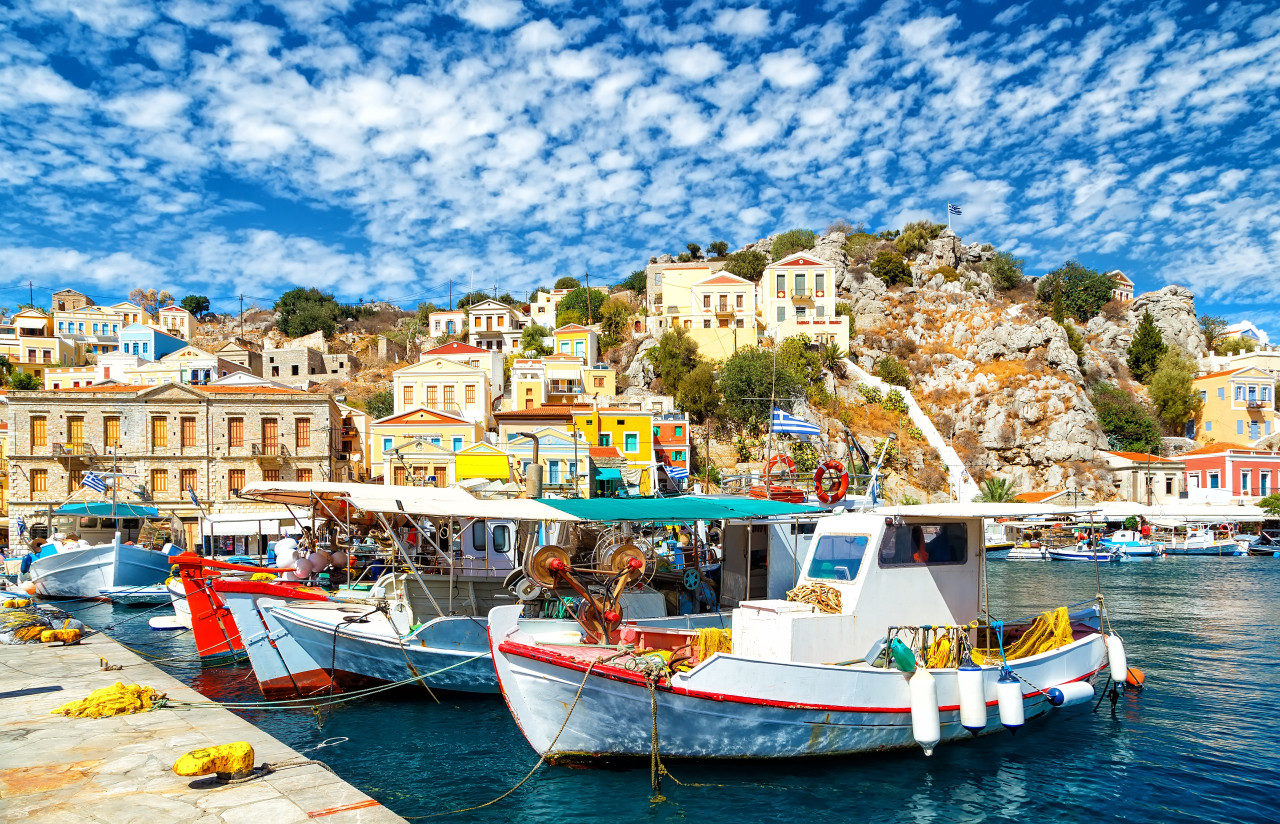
[
  {"left": 703, "top": 319, "right": 711, "bottom": 328},
  {"left": 403, "top": 385, "right": 414, "bottom": 407},
  {"left": 67, "top": 416, "right": 84, "bottom": 446},
  {"left": 1263, "top": 473, "right": 1271, "bottom": 496},
  {"left": 815, "top": 273, "right": 824, "bottom": 294},
  {"left": 703, "top": 294, "right": 711, "bottom": 309},
  {"left": 296, "top": 468, "right": 313, "bottom": 483},
  {"left": 430, "top": 436, "right": 441, "bottom": 446},
  {"left": 291, "top": 365, "right": 299, "bottom": 376},
  {"left": 1165, "top": 476, "right": 1174, "bottom": 495},
  {"left": 796, "top": 305, "right": 807, "bottom": 319},
  {"left": 674, "top": 450, "right": 686, "bottom": 461},
  {"left": 426, "top": 386, "right": 438, "bottom": 405},
  {"left": 141, "top": 342, "right": 148, "bottom": 355},
  {"left": 795, "top": 273, "right": 805, "bottom": 294},
  {"left": 625, "top": 432, "right": 638, "bottom": 452},
  {"left": 443, "top": 386, "right": 455, "bottom": 404},
  {"left": 31, "top": 469, "right": 47, "bottom": 493},
  {"left": 296, "top": 418, "right": 311, "bottom": 449},
  {"left": 262, "top": 469, "right": 281, "bottom": 482},
  {"left": 262, "top": 418, "right": 278, "bottom": 455},
  {"left": 776, "top": 273, "right": 785, "bottom": 293},
  {"left": 181, "top": 417, "right": 196, "bottom": 448},
  {"left": 382, "top": 437, "right": 393, "bottom": 452},
  {"left": 104, "top": 416, "right": 121, "bottom": 448},
  {"left": 736, "top": 294, "right": 744, "bottom": 310},
  {"left": 229, "top": 469, "right": 245, "bottom": 492},
  {"left": 1209, "top": 472, "right": 1220, "bottom": 489},
  {"left": 493, "top": 524, "right": 511, "bottom": 554},
  {"left": 452, "top": 436, "right": 463, "bottom": 451},
  {"left": 777, "top": 306, "right": 786, "bottom": 322},
  {"left": 594, "top": 376, "right": 605, "bottom": 387},
  {"left": 271, "top": 366, "right": 280, "bottom": 377},
  {"left": 151, "top": 469, "right": 168, "bottom": 493},
  {"left": 674, "top": 425, "right": 684, "bottom": 437},
  {"left": 598, "top": 433, "right": 612, "bottom": 446},
  {"left": 807, "top": 534, "right": 869, "bottom": 581},
  {"left": 817, "top": 304, "right": 826, "bottom": 318},
  {"left": 560, "top": 341, "right": 570, "bottom": 354},
  {"left": 180, "top": 468, "right": 197, "bottom": 493},
  {"left": 466, "top": 385, "right": 476, "bottom": 404},
  {"left": 228, "top": 417, "right": 244, "bottom": 448},
  {"left": 151, "top": 416, "right": 167, "bottom": 450},
  {"left": 1236, "top": 385, "right": 1244, "bottom": 401},
  {"left": 1219, "top": 387, "right": 1225, "bottom": 399},
  {"left": 548, "top": 460, "right": 561, "bottom": 484},
  {"left": 32, "top": 416, "right": 47, "bottom": 448},
  {"left": 878, "top": 523, "right": 968, "bottom": 567},
  {"left": 736, "top": 318, "right": 744, "bottom": 328}
]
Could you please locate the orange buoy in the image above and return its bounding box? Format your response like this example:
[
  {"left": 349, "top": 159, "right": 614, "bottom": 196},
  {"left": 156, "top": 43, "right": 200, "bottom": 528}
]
[{"left": 1125, "top": 666, "right": 1145, "bottom": 689}]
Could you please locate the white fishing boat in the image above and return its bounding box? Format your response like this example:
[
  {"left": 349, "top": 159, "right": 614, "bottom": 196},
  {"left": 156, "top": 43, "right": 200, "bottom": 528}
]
[
  {"left": 1048, "top": 543, "right": 1124, "bottom": 562},
  {"left": 26, "top": 502, "right": 179, "bottom": 600},
  {"left": 1162, "top": 526, "right": 1244, "bottom": 556},
  {"left": 983, "top": 520, "right": 1015, "bottom": 552},
  {"left": 1001, "top": 542, "right": 1049, "bottom": 560},
  {"left": 490, "top": 503, "right": 1120, "bottom": 761},
  {"left": 1101, "top": 530, "right": 1165, "bottom": 557}
]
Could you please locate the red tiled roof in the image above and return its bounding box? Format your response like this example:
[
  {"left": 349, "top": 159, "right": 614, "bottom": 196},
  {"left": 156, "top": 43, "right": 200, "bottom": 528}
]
[
  {"left": 1194, "top": 368, "right": 1248, "bottom": 381},
  {"left": 1106, "top": 451, "right": 1181, "bottom": 463},
  {"left": 1014, "top": 491, "right": 1062, "bottom": 503},
  {"left": 50, "top": 384, "right": 147, "bottom": 392},
  {"left": 494, "top": 404, "right": 586, "bottom": 419},
  {"left": 1180, "top": 442, "right": 1257, "bottom": 456},
  {"left": 201, "top": 385, "right": 306, "bottom": 395},
  {"left": 423, "top": 341, "right": 488, "bottom": 355},
  {"left": 698, "top": 274, "right": 750, "bottom": 286},
  {"left": 589, "top": 446, "right": 623, "bottom": 459}
]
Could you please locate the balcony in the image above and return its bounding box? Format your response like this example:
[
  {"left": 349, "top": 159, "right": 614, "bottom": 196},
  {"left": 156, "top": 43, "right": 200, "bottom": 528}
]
[
  {"left": 715, "top": 303, "right": 736, "bottom": 316},
  {"left": 251, "top": 442, "right": 291, "bottom": 463},
  {"left": 1246, "top": 400, "right": 1268, "bottom": 410},
  {"left": 53, "top": 442, "right": 96, "bottom": 458},
  {"left": 791, "top": 287, "right": 811, "bottom": 299}
]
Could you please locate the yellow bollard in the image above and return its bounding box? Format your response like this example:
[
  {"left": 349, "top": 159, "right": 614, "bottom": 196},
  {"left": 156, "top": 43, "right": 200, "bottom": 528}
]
[{"left": 173, "top": 742, "right": 256, "bottom": 777}]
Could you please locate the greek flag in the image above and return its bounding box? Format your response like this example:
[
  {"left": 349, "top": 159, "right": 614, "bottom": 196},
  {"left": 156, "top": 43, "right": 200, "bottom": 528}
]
[
  {"left": 665, "top": 465, "right": 690, "bottom": 480},
  {"left": 947, "top": 203, "right": 962, "bottom": 216},
  {"left": 81, "top": 471, "right": 107, "bottom": 494},
  {"left": 15, "top": 515, "right": 25, "bottom": 536},
  {"left": 771, "top": 407, "right": 820, "bottom": 437}
]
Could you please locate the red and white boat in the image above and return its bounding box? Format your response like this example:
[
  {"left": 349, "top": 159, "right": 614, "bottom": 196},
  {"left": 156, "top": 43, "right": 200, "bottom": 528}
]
[{"left": 490, "top": 503, "right": 1124, "bottom": 761}]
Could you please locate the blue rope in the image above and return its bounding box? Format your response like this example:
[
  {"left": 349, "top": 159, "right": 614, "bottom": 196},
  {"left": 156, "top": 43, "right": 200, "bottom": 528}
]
[{"left": 992, "top": 619, "right": 1010, "bottom": 672}]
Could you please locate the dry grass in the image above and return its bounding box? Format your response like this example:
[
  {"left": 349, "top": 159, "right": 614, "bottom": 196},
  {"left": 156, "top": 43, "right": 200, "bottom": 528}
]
[{"left": 975, "top": 359, "right": 1032, "bottom": 382}]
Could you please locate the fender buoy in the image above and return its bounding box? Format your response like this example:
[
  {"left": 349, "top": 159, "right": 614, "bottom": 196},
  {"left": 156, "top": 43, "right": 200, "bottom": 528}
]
[
  {"left": 1125, "top": 666, "right": 1145, "bottom": 689},
  {"left": 765, "top": 454, "right": 796, "bottom": 478},
  {"left": 814, "top": 460, "right": 850, "bottom": 503}
]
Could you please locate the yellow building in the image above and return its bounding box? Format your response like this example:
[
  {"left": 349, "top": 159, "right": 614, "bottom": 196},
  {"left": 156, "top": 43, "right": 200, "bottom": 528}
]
[
  {"left": 0, "top": 309, "right": 74, "bottom": 381},
  {"left": 370, "top": 407, "right": 484, "bottom": 486},
  {"left": 454, "top": 442, "right": 512, "bottom": 482},
  {"left": 552, "top": 324, "right": 598, "bottom": 363},
  {"left": 759, "top": 251, "right": 850, "bottom": 347},
  {"left": 501, "top": 426, "right": 591, "bottom": 496},
  {"left": 572, "top": 407, "right": 655, "bottom": 495},
  {"left": 391, "top": 356, "right": 493, "bottom": 427},
  {"left": 511, "top": 358, "right": 547, "bottom": 410},
  {"left": 1191, "top": 366, "right": 1277, "bottom": 444},
  {"left": 645, "top": 266, "right": 759, "bottom": 360}
]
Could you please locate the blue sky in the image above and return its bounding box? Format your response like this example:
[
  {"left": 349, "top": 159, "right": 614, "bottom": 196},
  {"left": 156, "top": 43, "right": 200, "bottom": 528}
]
[{"left": 2, "top": 0, "right": 1278, "bottom": 331}]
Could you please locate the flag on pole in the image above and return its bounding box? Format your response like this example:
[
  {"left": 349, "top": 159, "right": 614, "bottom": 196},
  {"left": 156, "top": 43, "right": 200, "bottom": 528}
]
[
  {"left": 850, "top": 436, "right": 872, "bottom": 474},
  {"left": 665, "top": 465, "right": 690, "bottom": 480},
  {"left": 771, "top": 407, "right": 821, "bottom": 437},
  {"left": 947, "top": 203, "right": 962, "bottom": 216},
  {"left": 15, "top": 515, "right": 25, "bottom": 536},
  {"left": 81, "top": 471, "right": 107, "bottom": 494},
  {"left": 188, "top": 487, "right": 200, "bottom": 508}
]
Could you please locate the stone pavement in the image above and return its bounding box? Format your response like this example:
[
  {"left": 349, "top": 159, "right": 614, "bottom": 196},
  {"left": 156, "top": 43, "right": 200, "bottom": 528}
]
[{"left": 0, "top": 631, "right": 405, "bottom": 824}]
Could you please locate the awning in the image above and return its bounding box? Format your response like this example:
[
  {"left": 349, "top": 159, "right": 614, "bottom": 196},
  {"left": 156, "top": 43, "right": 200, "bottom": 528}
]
[
  {"left": 201, "top": 510, "right": 307, "bottom": 536},
  {"left": 55, "top": 501, "right": 160, "bottom": 518},
  {"left": 238, "top": 481, "right": 581, "bottom": 523},
  {"left": 539, "top": 495, "right": 822, "bottom": 522},
  {"left": 595, "top": 468, "right": 623, "bottom": 481}
]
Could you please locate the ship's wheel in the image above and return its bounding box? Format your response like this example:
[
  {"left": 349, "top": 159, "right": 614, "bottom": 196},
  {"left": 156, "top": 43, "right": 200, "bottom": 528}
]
[{"left": 523, "top": 544, "right": 571, "bottom": 589}]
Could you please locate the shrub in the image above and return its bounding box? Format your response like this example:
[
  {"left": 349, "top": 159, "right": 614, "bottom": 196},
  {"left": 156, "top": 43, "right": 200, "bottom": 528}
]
[
  {"left": 1035, "top": 261, "right": 1115, "bottom": 321},
  {"left": 676, "top": 362, "right": 721, "bottom": 424},
  {"left": 856, "top": 383, "right": 883, "bottom": 404},
  {"left": 520, "top": 323, "right": 552, "bottom": 356},
  {"left": 1217, "top": 335, "right": 1257, "bottom": 355},
  {"left": 1099, "top": 299, "right": 1126, "bottom": 320},
  {"left": 686, "top": 243, "right": 702, "bottom": 259},
  {"left": 918, "top": 465, "right": 948, "bottom": 492},
  {"left": 677, "top": 252, "right": 693, "bottom": 262},
  {"left": 894, "top": 220, "right": 945, "bottom": 256},
  {"left": 1127, "top": 311, "right": 1167, "bottom": 384},
  {"left": 1089, "top": 382, "right": 1162, "bottom": 454},
  {"left": 770, "top": 229, "right": 817, "bottom": 261},
  {"left": 617, "top": 271, "right": 647, "bottom": 294},
  {"left": 647, "top": 327, "right": 701, "bottom": 393},
  {"left": 1149, "top": 349, "right": 1202, "bottom": 433},
  {"left": 365, "top": 390, "right": 393, "bottom": 420},
  {"left": 790, "top": 442, "right": 820, "bottom": 475},
  {"left": 883, "top": 388, "right": 909, "bottom": 413},
  {"left": 827, "top": 219, "right": 861, "bottom": 235},
  {"left": 876, "top": 356, "right": 911, "bottom": 387},
  {"left": 723, "top": 250, "right": 768, "bottom": 281},
  {"left": 983, "top": 251, "right": 1024, "bottom": 290},
  {"left": 906, "top": 424, "right": 924, "bottom": 441},
  {"left": 870, "top": 250, "right": 912, "bottom": 287},
  {"left": 843, "top": 233, "right": 878, "bottom": 265},
  {"left": 1061, "top": 321, "right": 1087, "bottom": 373},
  {"left": 1200, "top": 315, "right": 1229, "bottom": 352},
  {"left": 555, "top": 276, "right": 581, "bottom": 290},
  {"left": 930, "top": 265, "right": 959, "bottom": 283},
  {"left": 8, "top": 371, "right": 40, "bottom": 390}
]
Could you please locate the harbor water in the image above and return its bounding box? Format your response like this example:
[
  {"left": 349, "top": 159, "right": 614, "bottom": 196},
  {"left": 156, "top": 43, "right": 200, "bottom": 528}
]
[{"left": 73, "top": 557, "right": 1280, "bottom": 823}]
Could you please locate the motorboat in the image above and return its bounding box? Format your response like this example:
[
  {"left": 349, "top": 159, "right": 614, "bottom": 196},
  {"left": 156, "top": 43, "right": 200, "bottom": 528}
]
[
  {"left": 1048, "top": 543, "right": 1124, "bottom": 562},
  {"left": 1162, "top": 526, "right": 1245, "bottom": 556},
  {"left": 1101, "top": 530, "right": 1165, "bottom": 558},
  {"left": 984, "top": 520, "right": 1015, "bottom": 552},
  {"left": 1000, "top": 542, "right": 1049, "bottom": 560},
  {"left": 490, "top": 503, "right": 1118, "bottom": 761}
]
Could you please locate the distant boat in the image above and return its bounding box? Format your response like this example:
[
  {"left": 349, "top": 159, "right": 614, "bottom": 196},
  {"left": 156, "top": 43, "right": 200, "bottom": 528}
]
[
  {"left": 1049, "top": 543, "right": 1123, "bottom": 562},
  {"left": 1101, "top": 530, "right": 1165, "bottom": 558},
  {"left": 1001, "top": 543, "right": 1049, "bottom": 560},
  {"left": 1162, "top": 527, "right": 1245, "bottom": 556}
]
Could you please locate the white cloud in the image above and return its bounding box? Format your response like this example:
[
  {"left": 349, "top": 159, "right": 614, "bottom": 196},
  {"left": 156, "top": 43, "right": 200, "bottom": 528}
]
[
  {"left": 514, "top": 19, "right": 564, "bottom": 50},
  {"left": 661, "top": 43, "right": 726, "bottom": 81},
  {"left": 453, "top": 0, "right": 525, "bottom": 31},
  {"left": 712, "top": 6, "right": 770, "bottom": 38},
  {"left": 759, "top": 50, "right": 821, "bottom": 87}
]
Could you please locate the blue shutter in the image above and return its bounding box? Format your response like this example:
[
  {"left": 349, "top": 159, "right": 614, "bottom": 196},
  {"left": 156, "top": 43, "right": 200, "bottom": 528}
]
[{"left": 1238, "top": 420, "right": 1244, "bottom": 435}]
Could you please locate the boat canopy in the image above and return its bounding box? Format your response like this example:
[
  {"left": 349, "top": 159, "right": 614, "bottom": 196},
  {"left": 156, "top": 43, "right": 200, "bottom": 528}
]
[
  {"left": 201, "top": 510, "right": 313, "bottom": 536},
  {"left": 54, "top": 501, "right": 160, "bottom": 518},
  {"left": 538, "top": 496, "right": 822, "bottom": 522},
  {"left": 874, "top": 503, "right": 1100, "bottom": 519},
  {"left": 237, "top": 481, "right": 581, "bottom": 523}
]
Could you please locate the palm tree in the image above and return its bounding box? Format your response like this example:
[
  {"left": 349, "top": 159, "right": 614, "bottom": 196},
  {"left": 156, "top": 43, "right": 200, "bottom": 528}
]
[
  {"left": 976, "top": 476, "right": 1018, "bottom": 503},
  {"left": 819, "top": 341, "right": 848, "bottom": 379}
]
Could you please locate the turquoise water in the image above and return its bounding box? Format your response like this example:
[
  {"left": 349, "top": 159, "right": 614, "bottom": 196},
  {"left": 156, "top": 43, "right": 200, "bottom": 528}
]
[{"left": 78, "top": 558, "right": 1280, "bottom": 822}]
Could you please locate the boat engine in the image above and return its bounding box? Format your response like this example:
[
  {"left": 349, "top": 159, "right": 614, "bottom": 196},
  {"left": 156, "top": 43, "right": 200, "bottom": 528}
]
[{"left": 521, "top": 542, "right": 648, "bottom": 643}]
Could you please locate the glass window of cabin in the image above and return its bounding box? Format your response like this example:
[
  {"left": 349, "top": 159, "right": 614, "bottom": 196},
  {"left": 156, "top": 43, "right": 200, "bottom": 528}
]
[
  {"left": 493, "top": 524, "right": 510, "bottom": 553},
  {"left": 878, "top": 522, "right": 968, "bottom": 567},
  {"left": 471, "top": 521, "right": 487, "bottom": 551},
  {"left": 806, "top": 534, "right": 869, "bottom": 581}
]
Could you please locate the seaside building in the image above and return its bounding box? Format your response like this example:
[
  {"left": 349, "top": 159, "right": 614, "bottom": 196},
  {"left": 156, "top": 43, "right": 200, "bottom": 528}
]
[
  {"left": 369, "top": 407, "right": 484, "bottom": 487},
  {"left": 390, "top": 356, "right": 494, "bottom": 427},
  {"left": 157, "top": 306, "right": 196, "bottom": 340},
  {"left": 52, "top": 289, "right": 92, "bottom": 312},
  {"left": 215, "top": 339, "right": 264, "bottom": 376},
  {"left": 466, "top": 299, "right": 528, "bottom": 353},
  {"left": 1100, "top": 451, "right": 1186, "bottom": 505},
  {"left": 644, "top": 261, "right": 760, "bottom": 359},
  {"left": 1189, "top": 367, "right": 1276, "bottom": 444},
  {"left": 1180, "top": 442, "right": 1280, "bottom": 503},
  {"left": 572, "top": 406, "right": 655, "bottom": 495},
  {"left": 419, "top": 342, "right": 504, "bottom": 395},
  {"left": 1109, "top": 271, "right": 1134, "bottom": 303},
  {"left": 758, "top": 252, "right": 849, "bottom": 348},
  {"left": 500, "top": 426, "right": 590, "bottom": 496},
  {"left": 653, "top": 411, "right": 691, "bottom": 493}
]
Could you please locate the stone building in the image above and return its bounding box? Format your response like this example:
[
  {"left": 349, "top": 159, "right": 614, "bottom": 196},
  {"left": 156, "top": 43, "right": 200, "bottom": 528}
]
[
  {"left": 5, "top": 383, "right": 344, "bottom": 548},
  {"left": 261, "top": 347, "right": 358, "bottom": 387}
]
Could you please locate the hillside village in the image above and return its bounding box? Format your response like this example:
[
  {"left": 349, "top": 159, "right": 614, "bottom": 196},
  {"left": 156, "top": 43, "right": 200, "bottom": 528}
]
[{"left": 2, "top": 223, "right": 1278, "bottom": 549}]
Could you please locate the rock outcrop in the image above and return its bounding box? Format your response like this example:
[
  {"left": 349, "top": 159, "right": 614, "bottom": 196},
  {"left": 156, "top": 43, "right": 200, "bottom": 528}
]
[{"left": 1129, "top": 285, "right": 1207, "bottom": 356}]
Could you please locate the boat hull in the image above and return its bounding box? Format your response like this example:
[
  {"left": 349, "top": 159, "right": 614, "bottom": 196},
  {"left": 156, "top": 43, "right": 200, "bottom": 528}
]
[
  {"left": 489, "top": 606, "right": 1107, "bottom": 760},
  {"left": 216, "top": 581, "right": 335, "bottom": 697},
  {"left": 1164, "top": 545, "right": 1245, "bottom": 556},
  {"left": 30, "top": 540, "right": 172, "bottom": 599},
  {"left": 1048, "top": 549, "right": 1121, "bottom": 562}
]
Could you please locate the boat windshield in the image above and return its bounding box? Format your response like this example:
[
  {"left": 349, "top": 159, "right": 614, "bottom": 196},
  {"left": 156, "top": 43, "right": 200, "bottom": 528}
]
[
  {"left": 878, "top": 522, "right": 968, "bottom": 567},
  {"left": 806, "top": 534, "right": 869, "bottom": 581}
]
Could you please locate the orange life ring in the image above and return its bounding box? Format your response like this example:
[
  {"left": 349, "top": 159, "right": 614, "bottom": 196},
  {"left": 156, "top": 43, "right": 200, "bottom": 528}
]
[
  {"left": 814, "top": 460, "right": 849, "bottom": 504},
  {"left": 765, "top": 454, "right": 796, "bottom": 478}
]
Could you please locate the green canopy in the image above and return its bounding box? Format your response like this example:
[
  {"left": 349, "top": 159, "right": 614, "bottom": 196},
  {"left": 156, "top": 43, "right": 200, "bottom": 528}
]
[
  {"left": 538, "top": 496, "right": 822, "bottom": 522},
  {"left": 55, "top": 501, "right": 160, "bottom": 518},
  {"left": 594, "top": 468, "right": 623, "bottom": 480}
]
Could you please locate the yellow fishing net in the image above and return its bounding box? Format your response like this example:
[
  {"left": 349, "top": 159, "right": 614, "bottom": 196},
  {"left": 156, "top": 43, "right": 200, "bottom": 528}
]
[
  {"left": 695, "top": 628, "right": 732, "bottom": 660},
  {"left": 786, "top": 583, "right": 842, "bottom": 614},
  {"left": 51, "top": 682, "right": 165, "bottom": 718},
  {"left": 924, "top": 634, "right": 954, "bottom": 669},
  {"left": 971, "top": 607, "right": 1073, "bottom": 665}
]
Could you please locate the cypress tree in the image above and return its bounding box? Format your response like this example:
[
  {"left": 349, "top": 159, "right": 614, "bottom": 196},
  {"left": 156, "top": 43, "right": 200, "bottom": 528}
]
[{"left": 1127, "top": 310, "right": 1168, "bottom": 384}]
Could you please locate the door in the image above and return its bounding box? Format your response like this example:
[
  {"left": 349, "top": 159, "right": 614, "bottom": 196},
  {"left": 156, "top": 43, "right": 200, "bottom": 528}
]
[
  {"left": 432, "top": 466, "right": 446, "bottom": 487},
  {"left": 262, "top": 418, "right": 279, "bottom": 454}
]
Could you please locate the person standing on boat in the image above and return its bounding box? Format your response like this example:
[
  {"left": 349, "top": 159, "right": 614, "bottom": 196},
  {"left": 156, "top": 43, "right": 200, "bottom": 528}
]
[{"left": 911, "top": 525, "right": 929, "bottom": 563}]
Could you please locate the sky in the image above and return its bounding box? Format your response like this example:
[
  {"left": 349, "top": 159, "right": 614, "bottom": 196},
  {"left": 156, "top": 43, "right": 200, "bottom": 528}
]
[{"left": 2, "top": 0, "right": 1278, "bottom": 331}]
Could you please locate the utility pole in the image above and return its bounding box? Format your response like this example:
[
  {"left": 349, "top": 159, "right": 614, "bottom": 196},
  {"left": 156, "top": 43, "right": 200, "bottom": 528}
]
[
  {"left": 585, "top": 267, "right": 592, "bottom": 325},
  {"left": 448, "top": 280, "right": 452, "bottom": 311},
  {"left": 239, "top": 294, "right": 244, "bottom": 338},
  {"left": 29, "top": 281, "right": 33, "bottom": 307}
]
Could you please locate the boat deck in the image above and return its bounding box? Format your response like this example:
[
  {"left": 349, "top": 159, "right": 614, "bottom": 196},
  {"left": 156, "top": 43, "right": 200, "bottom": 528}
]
[{"left": 0, "top": 631, "right": 404, "bottom": 823}]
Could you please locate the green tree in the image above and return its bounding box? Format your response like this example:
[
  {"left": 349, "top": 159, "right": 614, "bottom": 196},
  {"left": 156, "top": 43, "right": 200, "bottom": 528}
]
[
  {"left": 1061, "top": 321, "right": 1087, "bottom": 373},
  {"left": 707, "top": 240, "right": 729, "bottom": 257},
  {"left": 894, "top": 220, "right": 945, "bottom": 256},
  {"left": 686, "top": 243, "right": 702, "bottom": 259},
  {"left": 8, "top": 370, "right": 40, "bottom": 390},
  {"left": 1127, "top": 310, "right": 1168, "bottom": 384},
  {"left": 618, "top": 271, "right": 646, "bottom": 294},
  {"left": 790, "top": 442, "right": 820, "bottom": 475},
  {"left": 1217, "top": 335, "right": 1257, "bottom": 354},
  {"left": 1089, "top": 382, "right": 1163, "bottom": 454},
  {"left": 976, "top": 477, "right": 1018, "bottom": 502},
  {"left": 275, "top": 287, "right": 342, "bottom": 338},
  {"left": 1148, "top": 348, "right": 1202, "bottom": 433},
  {"left": 455, "top": 290, "right": 491, "bottom": 310},
  {"left": 520, "top": 323, "right": 552, "bottom": 356},
  {"left": 770, "top": 229, "right": 816, "bottom": 260},
  {"left": 676, "top": 362, "right": 722, "bottom": 423},
  {"left": 719, "top": 346, "right": 802, "bottom": 429},
  {"left": 554, "top": 276, "right": 581, "bottom": 290},
  {"left": 819, "top": 341, "right": 848, "bottom": 380},
  {"left": 1199, "top": 315, "right": 1229, "bottom": 353},
  {"left": 599, "top": 296, "right": 632, "bottom": 349},
  {"left": 875, "top": 355, "right": 911, "bottom": 387},
  {"left": 365, "top": 390, "right": 393, "bottom": 420},
  {"left": 843, "top": 232, "right": 877, "bottom": 265},
  {"left": 870, "top": 250, "right": 912, "bottom": 286},
  {"left": 0, "top": 354, "right": 11, "bottom": 385},
  {"left": 1259, "top": 493, "right": 1280, "bottom": 517},
  {"left": 1035, "top": 261, "right": 1114, "bottom": 321},
  {"left": 722, "top": 249, "right": 768, "bottom": 281},
  {"left": 777, "top": 335, "right": 824, "bottom": 389},
  {"left": 557, "top": 287, "right": 606, "bottom": 327},
  {"left": 647, "top": 327, "right": 701, "bottom": 392},
  {"left": 180, "top": 295, "right": 210, "bottom": 317},
  {"left": 984, "top": 251, "right": 1024, "bottom": 290}
]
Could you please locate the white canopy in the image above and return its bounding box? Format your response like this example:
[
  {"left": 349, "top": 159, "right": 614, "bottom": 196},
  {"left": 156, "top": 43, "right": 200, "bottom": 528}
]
[
  {"left": 201, "top": 509, "right": 317, "bottom": 536},
  {"left": 1145, "top": 504, "right": 1265, "bottom": 524},
  {"left": 875, "top": 503, "right": 1100, "bottom": 519},
  {"left": 238, "top": 481, "right": 580, "bottom": 523}
]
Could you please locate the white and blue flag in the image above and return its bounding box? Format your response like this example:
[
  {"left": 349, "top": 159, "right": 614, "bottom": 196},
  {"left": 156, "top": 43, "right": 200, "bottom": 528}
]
[
  {"left": 771, "top": 407, "right": 821, "bottom": 437},
  {"left": 947, "top": 203, "right": 962, "bottom": 216},
  {"left": 665, "top": 465, "right": 690, "bottom": 480},
  {"left": 81, "top": 471, "right": 107, "bottom": 494}
]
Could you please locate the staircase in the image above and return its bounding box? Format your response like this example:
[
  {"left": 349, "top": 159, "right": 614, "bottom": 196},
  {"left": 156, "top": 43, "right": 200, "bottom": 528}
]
[{"left": 843, "top": 360, "right": 980, "bottom": 502}]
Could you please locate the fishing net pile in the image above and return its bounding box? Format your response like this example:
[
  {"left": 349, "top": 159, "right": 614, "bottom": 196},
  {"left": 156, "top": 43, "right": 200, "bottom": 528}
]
[
  {"left": 0, "top": 602, "right": 86, "bottom": 645},
  {"left": 786, "top": 583, "right": 843, "bottom": 614},
  {"left": 971, "top": 607, "right": 1074, "bottom": 664},
  {"left": 51, "top": 682, "right": 166, "bottom": 718}
]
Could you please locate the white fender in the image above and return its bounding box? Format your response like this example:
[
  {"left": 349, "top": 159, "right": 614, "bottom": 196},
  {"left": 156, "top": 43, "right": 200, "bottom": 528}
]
[
  {"left": 1047, "top": 681, "right": 1095, "bottom": 708},
  {"left": 329, "top": 551, "right": 349, "bottom": 569},
  {"left": 957, "top": 657, "right": 987, "bottom": 735},
  {"left": 294, "top": 557, "right": 314, "bottom": 579},
  {"left": 909, "top": 668, "right": 941, "bottom": 756},
  {"left": 996, "top": 672, "right": 1024, "bottom": 732},
  {"left": 1106, "top": 634, "right": 1128, "bottom": 683}
]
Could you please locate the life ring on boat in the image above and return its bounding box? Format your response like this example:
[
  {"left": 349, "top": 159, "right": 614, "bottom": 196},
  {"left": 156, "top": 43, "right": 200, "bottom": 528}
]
[
  {"left": 765, "top": 454, "right": 796, "bottom": 478},
  {"left": 814, "top": 460, "right": 849, "bottom": 504}
]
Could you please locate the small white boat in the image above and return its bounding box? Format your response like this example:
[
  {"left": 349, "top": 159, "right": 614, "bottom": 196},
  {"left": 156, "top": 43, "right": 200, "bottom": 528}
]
[
  {"left": 1162, "top": 527, "right": 1245, "bottom": 556},
  {"left": 29, "top": 534, "right": 178, "bottom": 600},
  {"left": 98, "top": 584, "right": 172, "bottom": 605},
  {"left": 1001, "top": 543, "right": 1049, "bottom": 560},
  {"left": 1048, "top": 543, "right": 1124, "bottom": 562}
]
